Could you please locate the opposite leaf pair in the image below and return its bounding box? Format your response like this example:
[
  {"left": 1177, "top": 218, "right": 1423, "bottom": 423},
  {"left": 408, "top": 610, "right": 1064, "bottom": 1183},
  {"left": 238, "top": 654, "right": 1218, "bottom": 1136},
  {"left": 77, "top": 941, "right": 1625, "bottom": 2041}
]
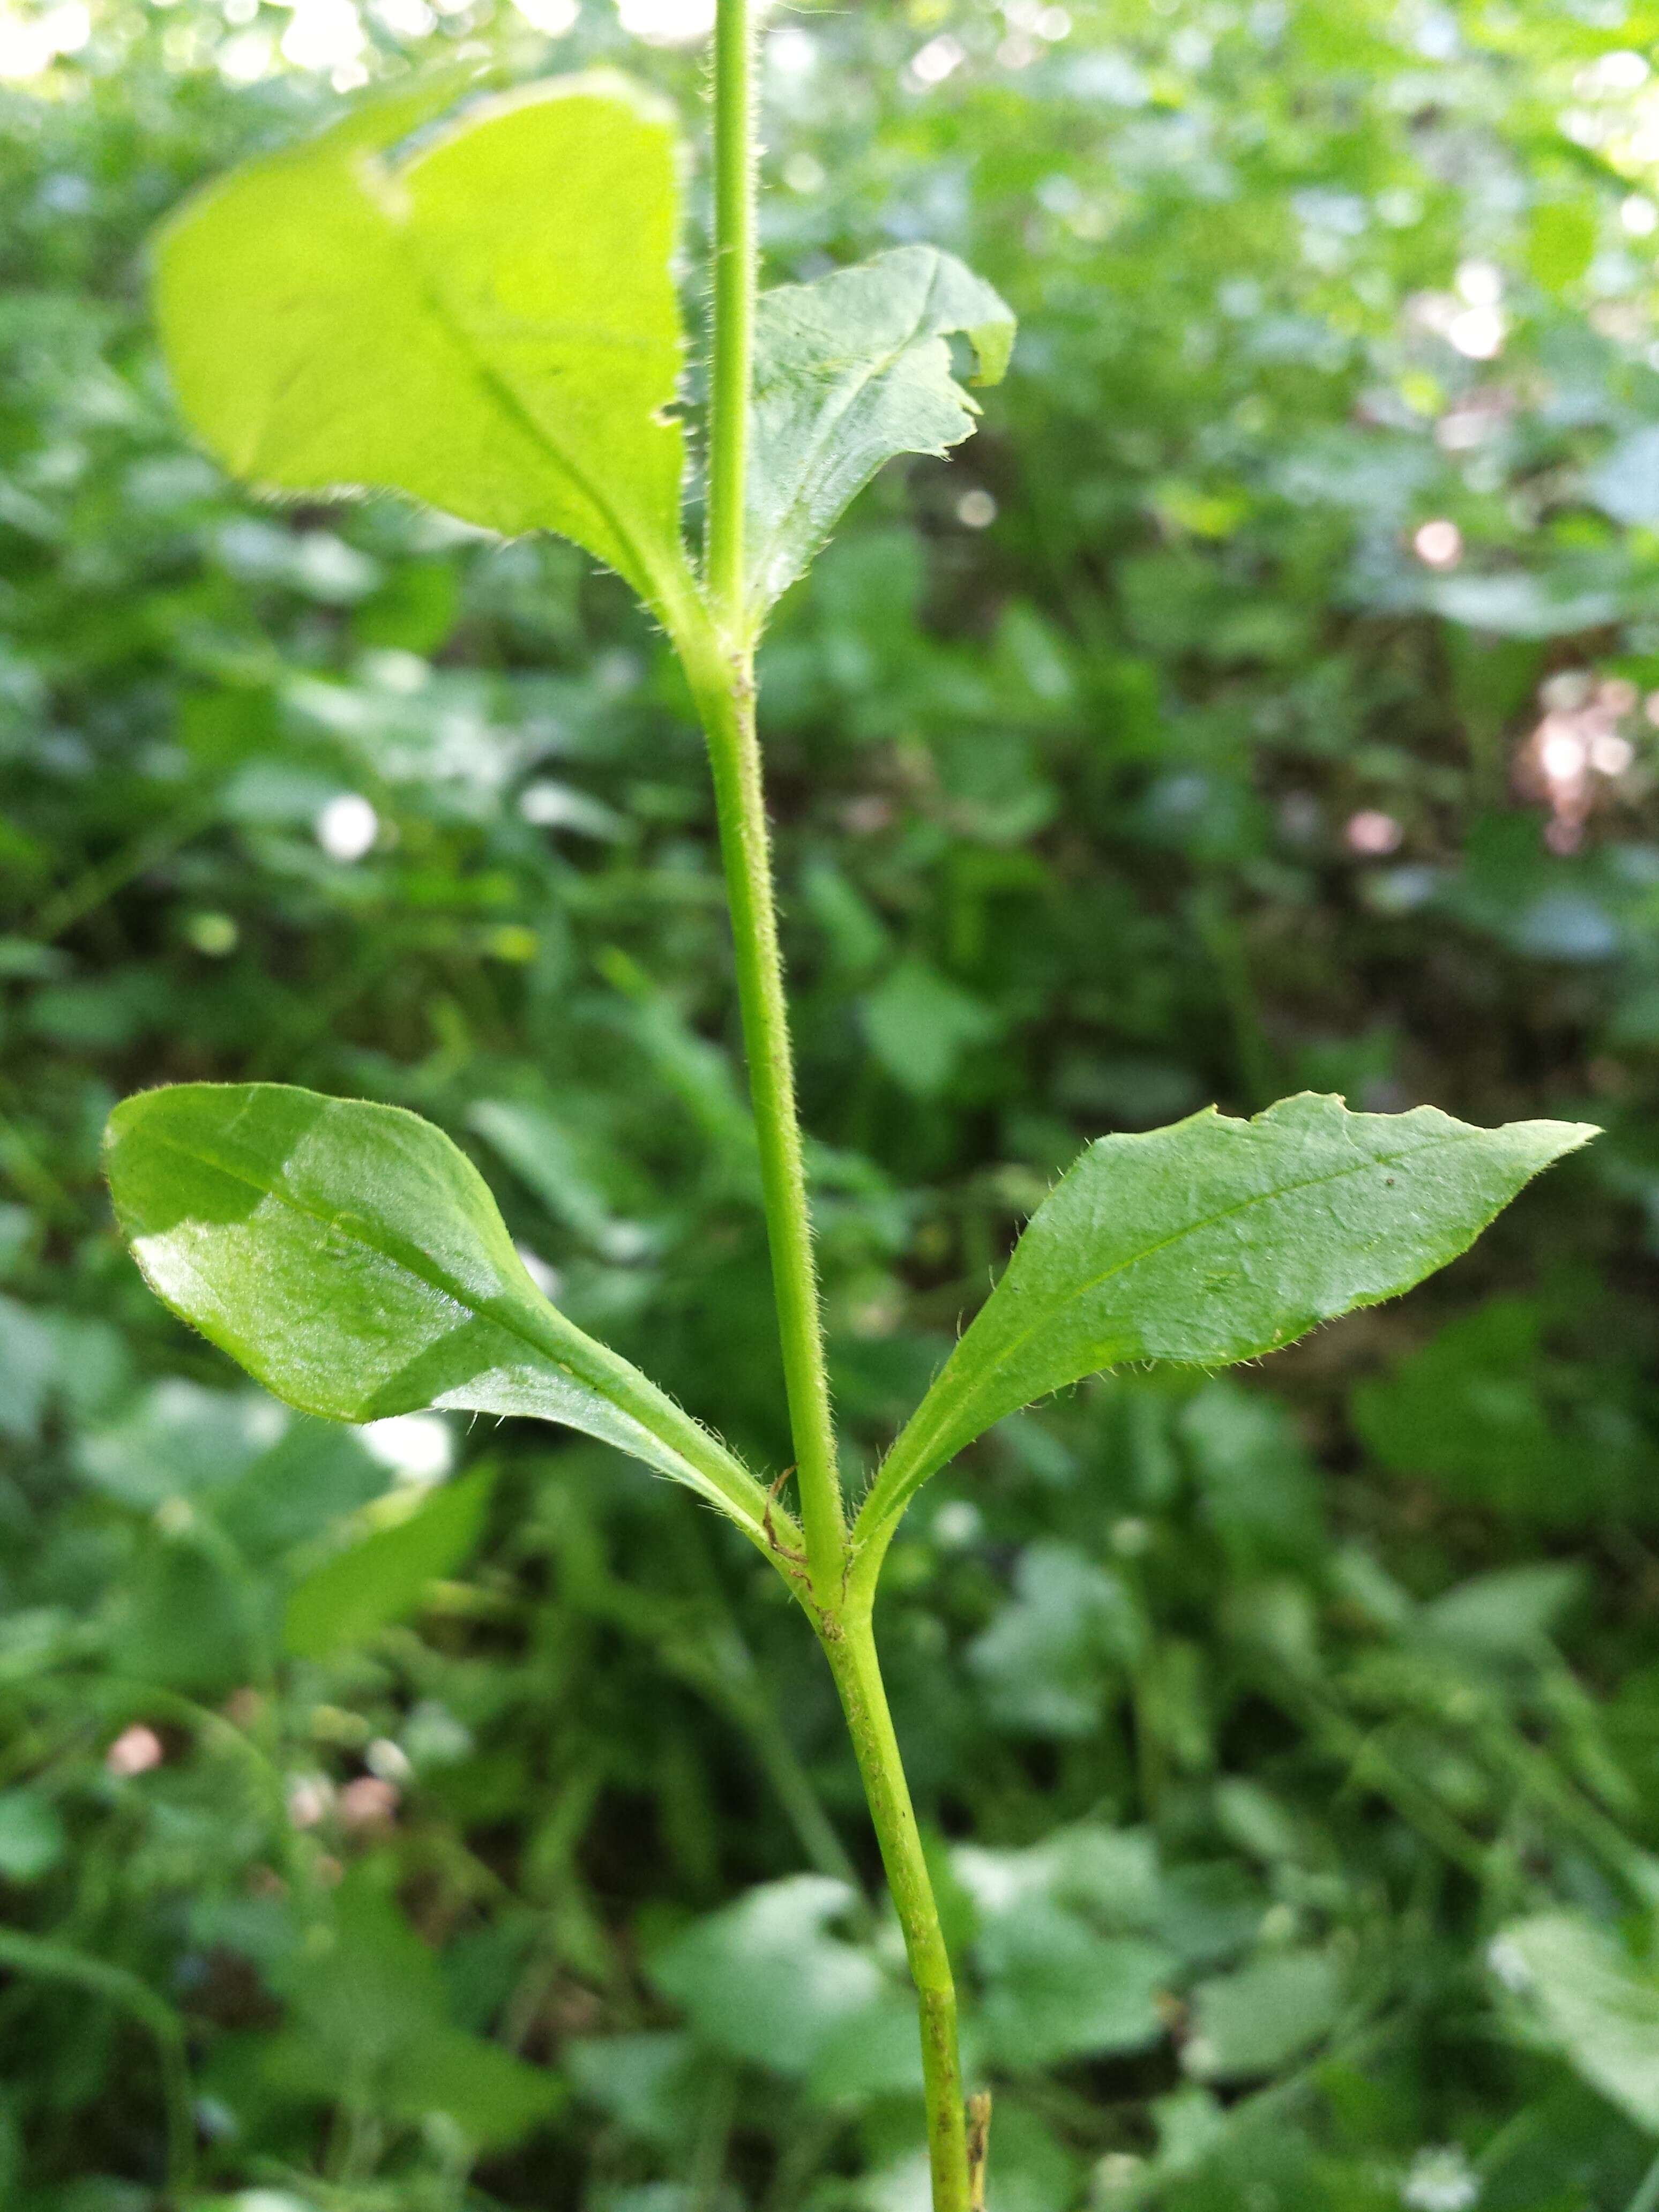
[
  {"left": 105, "top": 1082, "right": 1593, "bottom": 1587},
  {"left": 156, "top": 71, "right": 1014, "bottom": 640}
]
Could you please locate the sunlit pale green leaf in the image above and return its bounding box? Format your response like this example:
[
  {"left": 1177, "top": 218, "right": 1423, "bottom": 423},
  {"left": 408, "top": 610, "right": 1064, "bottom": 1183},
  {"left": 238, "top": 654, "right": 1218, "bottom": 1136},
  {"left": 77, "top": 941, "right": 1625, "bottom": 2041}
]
[
  {"left": 860, "top": 1094, "right": 1593, "bottom": 1536},
  {"left": 154, "top": 74, "right": 694, "bottom": 616},
  {"left": 103, "top": 1083, "right": 775, "bottom": 1545},
  {"left": 745, "top": 245, "right": 1015, "bottom": 619}
]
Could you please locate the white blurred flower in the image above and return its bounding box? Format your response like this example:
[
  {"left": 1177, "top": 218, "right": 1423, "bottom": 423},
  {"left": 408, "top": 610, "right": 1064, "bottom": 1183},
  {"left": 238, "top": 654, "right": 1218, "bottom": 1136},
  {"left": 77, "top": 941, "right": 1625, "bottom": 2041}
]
[
  {"left": 315, "top": 792, "right": 379, "bottom": 861},
  {"left": 1622, "top": 194, "right": 1658, "bottom": 237},
  {"left": 768, "top": 23, "right": 816, "bottom": 70},
  {"left": 515, "top": 1243, "right": 563, "bottom": 1301},
  {"left": 1539, "top": 721, "right": 1587, "bottom": 782},
  {"left": 1447, "top": 306, "right": 1505, "bottom": 360},
  {"left": 616, "top": 0, "right": 711, "bottom": 43},
  {"left": 1413, "top": 518, "right": 1462, "bottom": 568},
  {"left": 1486, "top": 1933, "right": 1531, "bottom": 1991},
  {"left": 1402, "top": 2146, "right": 1479, "bottom": 2211},
  {"left": 360, "top": 1413, "right": 454, "bottom": 1485},
  {"left": 0, "top": 1, "right": 89, "bottom": 77},
  {"left": 511, "top": 0, "right": 576, "bottom": 30},
  {"left": 366, "top": 1737, "right": 413, "bottom": 1782},
  {"left": 1347, "top": 810, "right": 1403, "bottom": 856},
  {"left": 908, "top": 32, "right": 963, "bottom": 85},
  {"left": 287, "top": 1775, "right": 333, "bottom": 1828},
  {"left": 373, "top": 0, "right": 435, "bottom": 32},
  {"left": 278, "top": 0, "right": 364, "bottom": 69},
  {"left": 107, "top": 1725, "right": 165, "bottom": 1777},
  {"left": 1455, "top": 259, "right": 1503, "bottom": 308},
  {"left": 1578, "top": 47, "right": 1648, "bottom": 94},
  {"left": 217, "top": 27, "right": 273, "bottom": 78}
]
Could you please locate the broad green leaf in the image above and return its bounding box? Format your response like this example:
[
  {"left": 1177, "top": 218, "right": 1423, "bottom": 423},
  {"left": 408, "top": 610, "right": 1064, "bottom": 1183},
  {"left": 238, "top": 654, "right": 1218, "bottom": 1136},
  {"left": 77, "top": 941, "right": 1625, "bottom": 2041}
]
[
  {"left": 154, "top": 74, "right": 694, "bottom": 617},
  {"left": 745, "top": 245, "right": 1015, "bottom": 619},
  {"left": 1496, "top": 1913, "right": 1659, "bottom": 2133},
  {"left": 860, "top": 1094, "right": 1593, "bottom": 1538},
  {"left": 283, "top": 1466, "right": 494, "bottom": 1659},
  {"left": 103, "top": 1083, "right": 776, "bottom": 1547}
]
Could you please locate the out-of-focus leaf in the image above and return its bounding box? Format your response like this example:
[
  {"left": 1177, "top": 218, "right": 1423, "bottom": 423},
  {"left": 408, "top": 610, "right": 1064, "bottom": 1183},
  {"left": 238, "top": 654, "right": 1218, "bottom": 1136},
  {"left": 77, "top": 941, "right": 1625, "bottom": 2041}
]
[
  {"left": 0, "top": 1297, "right": 59, "bottom": 1444},
  {"left": 1587, "top": 426, "right": 1659, "bottom": 529},
  {"left": 1183, "top": 1949, "right": 1342, "bottom": 2081},
  {"left": 104, "top": 1084, "right": 774, "bottom": 1545},
  {"left": 154, "top": 76, "right": 694, "bottom": 615},
  {"left": 977, "top": 1901, "right": 1173, "bottom": 2068},
  {"left": 115, "top": 1537, "right": 255, "bottom": 1692},
  {"left": 1497, "top": 1913, "right": 1659, "bottom": 2134},
  {"left": 861, "top": 959, "right": 1000, "bottom": 1099},
  {"left": 565, "top": 2032, "right": 701, "bottom": 2150},
  {"left": 1421, "top": 1564, "right": 1587, "bottom": 1656},
  {"left": 264, "top": 1863, "right": 561, "bottom": 2148},
  {"left": 0, "top": 1789, "right": 65, "bottom": 1884},
  {"left": 1352, "top": 1300, "right": 1642, "bottom": 1526},
  {"left": 745, "top": 246, "right": 1014, "bottom": 619},
  {"left": 75, "top": 1380, "right": 284, "bottom": 1509},
  {"left": 648, "top": 1875, "right": 886, "bottom": 2077},
  {"left": 282, "top": 1466, "right": 494, "bottom": 1658},
  {"left": 215, "top": 1416, "right": 386, "bottom": 1560},
  {"left": 862, "top": 1095, "right": 1593, "bottom": 1534},
  {"left": 1178, "top": 1381, "right": 1325, "bottom": 1571},
  {"left": 968, "top": 1541, "right": 1144, "bottom": 1737}
]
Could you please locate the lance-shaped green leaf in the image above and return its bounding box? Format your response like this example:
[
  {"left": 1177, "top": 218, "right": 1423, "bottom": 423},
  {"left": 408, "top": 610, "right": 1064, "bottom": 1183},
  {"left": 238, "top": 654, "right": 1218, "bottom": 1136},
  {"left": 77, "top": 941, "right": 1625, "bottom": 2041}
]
[
  {"left": 103, "top": 1084, "right": 779, "bottom": 1550},
  {"left": 745, "top": 245, "right": 1015, "bottom": 620},
  {"left": 857, "top": 1093, "right": 1593, "bottom": 1541},
  {"left": 153, "top": 73, "right": 694, "bottom": 618}
]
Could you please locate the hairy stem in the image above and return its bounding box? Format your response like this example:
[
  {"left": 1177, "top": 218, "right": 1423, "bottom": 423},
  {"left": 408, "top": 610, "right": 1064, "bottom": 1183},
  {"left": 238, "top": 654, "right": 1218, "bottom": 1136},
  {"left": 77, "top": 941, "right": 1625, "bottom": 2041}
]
[
  {"left": 696, "top": 0, "right": 842, "bottom": 1598},
  {"left": 692, "top": 3, "right": 975, "bottom": 2199},
  {"left": 687, "top": 652, "right": 845, "bottom": 1598},
  {"left": 823, "top": 1610, "right": 973, "bottom": 2212},
  {"left": 706, "top": 0, "right": 758, "bottom": 626}
]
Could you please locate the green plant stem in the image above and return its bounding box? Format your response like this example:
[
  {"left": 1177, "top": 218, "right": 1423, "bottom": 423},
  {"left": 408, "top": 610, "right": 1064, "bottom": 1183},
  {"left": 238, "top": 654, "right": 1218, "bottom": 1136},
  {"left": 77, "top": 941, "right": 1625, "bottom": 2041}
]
[
  {"left": 686, "top": 651, "right": 845, "bottom": 1597},
  {"left": 696, "top": 0, "right": 844, "bottom": 1596},
  {"left": 706, "top": 0, "right": 757, "bottom": 624},
  {"left": 824, "top": 1609, "right": 973, "bottom": 2212},
  {"left": 693, "top": 6, "right": 974, "bottom": 2201}
]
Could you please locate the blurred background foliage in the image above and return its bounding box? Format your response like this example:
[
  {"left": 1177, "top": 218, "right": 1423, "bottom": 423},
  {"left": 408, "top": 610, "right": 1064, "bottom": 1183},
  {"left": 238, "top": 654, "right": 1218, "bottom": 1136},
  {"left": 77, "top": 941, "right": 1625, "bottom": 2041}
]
[{"left": 10, "top": 0, "right": 1659, "bottom": 2204}]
